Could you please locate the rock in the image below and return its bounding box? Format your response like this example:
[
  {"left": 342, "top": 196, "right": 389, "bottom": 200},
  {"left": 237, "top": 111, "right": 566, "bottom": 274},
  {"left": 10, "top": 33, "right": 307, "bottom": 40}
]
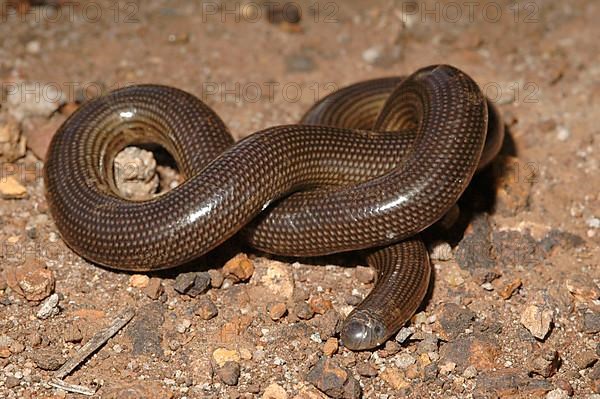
[
  {"left": 566, "top": 277, "right": 600, "bottom": 301},
  {"left": 5, "top": 260, "right": 55, "bottom": 301},
  {"left": 492, "top": 229, "right": 542, "bottom": 269},
  {"left": 0, "top": 176, "right": 27, "bottom": 199},
  {"left": 6, "top": 81, "right": 65, "bottom": 122},
  {"left": 345, "top": 294, "right": 361, "bottom": 306},
  {"left": 439, "top": 333, "right": 500, "bottom": 371},
  {"left": 129, "top": 274, "right": 149, "bottom": 288},
  {"left": 356, "top": 362, "right": 378, "bottom": 377},
  {"left": 583, "top": 312, "right": 600, "bottom": 334},
  {"left": 308, "top": 296, "right": 332, "bottom": 315},
  {"left": 395, "top": 327, "right": 415, "bottom": 344},
  {"left": 380, "top": 340, "right": 401, "bottom": 357},
  {"left": 429, "top": 241, "right": 453, "bottom": 261},
  {"left": 223, "top": 253, "right": 255, "bottom": 282},
  {"left": 589, "top": 362, "right": 600, "bottom": 393},
  {"left": 0, "top": 113, "right": 26, "bottom": 162},
  {"left": 546, "top": 388, "right": 570, "bottom": 399},
  {"left": 21, "top": 114, "right": 65, "bottom": 160},
  {"left": 311, "top": 309, "right": 341, "bottom": 340},
  {"left": 143, "top": 278, "right": 163, "bottom": 300},
  {"left": 380, "top": 367, "right": 410, "bottom": 390},
  {"left": 354, "top": 266, "right": 374, "bottom": 284},
  {"left": 114, "top": 146, "right": 159, "bottom": 199},
  {"left": 455, "top": 213, "right": 495, "bottom": 271},
  {"left": 195, "top": 297, "right": 218, "bottom": 320},
  {"left": 540, "top": 229, "right": 585, "bottom": 253},
  {"left": 63, "top": 323, "right": 83, "bottom": 343},
  {"left": 263, "top": 383, "right": 288, "bottom": 399},
  {"left": 437, "top": 303, "right": 475, "bottom": 341},
  {"left": 295, "top": 302, "right": 315, "bottom": 320},
  {"left": 103, "top": 381, "right": 173, "bottom": 399},
  {"left": 5, "top": 375, "right": 20, "bottom": 389},
  {"left": 463, "top": 365, "right": 478, "bottom": 379},
  {"left": 475, "top": 369, "right": 553, "bottom": 397},
  {"left": 30, "top": 348, "right": 65, "bottom": 370},
  {"left": 216, "top": 360, "right": 241, "bottom": 386},
  {"left": 573, "top": 350, "right": 597, "bottom": 370},
  {"left": 128, "top": 302, "right": 164, "bottom": 356},
  {"left": 306, "top": 358, "right": 361, "bottom": 399},
  {"left": 174, "top": 272, "right": 210, "bottom": 297},
  {"left": 176, "top": 319, "right": 192, "bottom": 333},
  {"left": 362, "top": 46, "right": 383, "bottom": 64},
  {"left": 323, "top": 338, "right": 338, "bottom": 357},
  {"left": 529, "top": 349, "right": 560, "bottom": 378},
  {"left": 492, "top": 156, "right": 533, "bottom": 216},
  {"left": 36, "top": 293, "right": 59, "bottom": 319},
  {"left": 208, "top": 269, "right": 224, "bottom": 288},
  {"left": 520, "top": 305, "right": 553, "bottom": 340},
  {"left": 394, "top": 353, "right": 416, "bottom": 369},
  {"left": 498, "top": 278, "right": 522, "bottom": 299},
  {"left": 255, "top": 259, "right": 295, "bottom": 300},
  {"left": 269, "top": 302, "right": 287, "bottom": 321},
  {"left": 292, "top": 387, "right": 328, "bottom": 399},
  {"left": 212, "top": 348, "right": 241, "bottom": 367}
]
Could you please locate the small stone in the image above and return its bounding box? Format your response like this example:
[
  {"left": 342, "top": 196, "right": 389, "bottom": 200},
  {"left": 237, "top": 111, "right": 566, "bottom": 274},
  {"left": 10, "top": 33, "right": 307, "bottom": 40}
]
[
  {"left": 7, "top": 81, "right": 65, "bottom": 122},
  {"left": 529, "top": 349, "right": 560, "bottom": 378},
  {"left": 176, "top": 319, "right": 192, "bottom": 333},
  {"left": 0, "top": 176, "right": 27, "bottom": 199},
  {"left": 263, "top": 383, "right": 288, "bottom": 399},
  {"left": 556, "top": 126, "right": 570, "bottom": 141},
  {"left": 114, "top": 146, "right": 159, "bottom": 199},
  {"left": 573, "top": 350, "right": 597, "bottom": 370},
  {"left": 356, "top": 362, "right": 378, "bottom": 377},
  {"left": 380, "top": 340, "right": 401, "bottom": 357},
  {"left": 439, "top": 334, "right": 499, "bottom": 371},
  {"left": 306, "top": 358, "right": 361, "bottom": 399},
  {"left": 143, "top": 278, "right": 163, "bottom": 300},
  {"left": 395, "top": 327, "right": 415, "bottom": 344},
  {"left": 583, "top": 312, "right": 600, "bottom": 334},
  {"left": 313, "top": 309, "right": 341, "bottom": 340},
  {"left": 429, "top": 241, "right": 453, "bottom": 261},
  {"left": 174, "top": 272, "right": 210, "bottom": 297},
  {"left": 37, "top": 293, "right": 59, "bottom": 319},
  {"left": 103, "top": 381, "right": 173, "bottom": 399},
  {"left": 5, "top": 376, "right": 20, "bottom": 388},
  {"left": 498, "top": 278, "right": 522, "bottom": 300},
  {"left": 295, "top": 302, "right": 315, "bottom": 320},
  {"left": 63, "top": 323, "right": 83, "bottom": 343},
  {"left": 354, "top": 266, "right": 374, "bottom": 284},
  {"left": 0, "top": 114, "right": 26, "bottom": 162},
  {"left": 208, "top": 269, "right": 224, "bottom": 288},
  {"left": 463, "top": 365, "right": 478, "bottom": 379},
  {"left": 362, "top": 46, "right": 383, "bottom": 64},
  {"left": 21, "top": 115, "right": 64, "bottom": 160},
  {"left": 129, "top": 274, "right": 150, "bottom": 288},
  {"left": 521, "top": 305, "right": 553, "bottom": 340},
  {"left": 216, "top": 361, "right": 241, "bottom": 386},
  {"left": 212, "top": 348, "right": 240, "bottom": 367},
  {"left": 269, "top": 302, "right": 288, "bottom": 321},
  {"left": 546, "top": 388, "right": 570, "bottom": 399},
  {"left": 30, "top": 348, "right": 66, "bottom": 370},
  {"left": 323, "top": 338, "right": 338, "bottom": 357},
  {"left": 555, "top": 379, "right": 574, "bottom": 396},
  {"left": 195, "top": 297, "right": 218, "bottom": 320},
  {"left": 345, "top": 294, "right": 361, "bottom": 306},
  {"left": 394, "top": 353, "right": 416, "bottom": 369},
  {"left": 566, "top": 277, "right": 600, "bottom": 301},
  {"left": 380, "top": 367, "right": 410, "bottom": 390},
  {"left": 438, "top": 303, "right": 475, "bottom": 341},
  {"left": 308, "top": 296, "right": 333, "bottom": 315},
  {"left": 223, "top": 253, "right": 255, "bottom": 282}
]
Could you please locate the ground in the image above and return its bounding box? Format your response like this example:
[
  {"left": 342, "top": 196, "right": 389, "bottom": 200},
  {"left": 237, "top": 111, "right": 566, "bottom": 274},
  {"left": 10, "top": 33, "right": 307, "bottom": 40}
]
[{"left": 0, "top": 0, "right": 599, "bottom": 398}]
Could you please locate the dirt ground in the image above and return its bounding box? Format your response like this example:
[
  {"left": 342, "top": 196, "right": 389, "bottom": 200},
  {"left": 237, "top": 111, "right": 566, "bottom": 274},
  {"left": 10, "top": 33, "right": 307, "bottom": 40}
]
[{"left": 0, "top": 0, "right": 599, "bottom": 398}]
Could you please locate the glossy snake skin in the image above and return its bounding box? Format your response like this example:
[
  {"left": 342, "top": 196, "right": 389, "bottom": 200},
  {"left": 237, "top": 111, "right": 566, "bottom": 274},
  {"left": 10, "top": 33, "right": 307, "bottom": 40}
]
[{"left": 44, "top": 65, "right": 502, "bottom": 350}]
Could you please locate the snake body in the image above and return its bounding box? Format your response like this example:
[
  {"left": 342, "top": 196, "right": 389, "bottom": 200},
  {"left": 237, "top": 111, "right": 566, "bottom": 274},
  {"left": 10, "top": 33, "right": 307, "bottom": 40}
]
[{"left": 44, "top": 65, "right": 502, "bottom": 350}]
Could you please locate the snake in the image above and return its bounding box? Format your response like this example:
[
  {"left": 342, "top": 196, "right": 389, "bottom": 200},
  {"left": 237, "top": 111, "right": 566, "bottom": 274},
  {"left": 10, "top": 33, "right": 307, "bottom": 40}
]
[{"left": 44, "top": 65, "right": 503, "bottom": 351}]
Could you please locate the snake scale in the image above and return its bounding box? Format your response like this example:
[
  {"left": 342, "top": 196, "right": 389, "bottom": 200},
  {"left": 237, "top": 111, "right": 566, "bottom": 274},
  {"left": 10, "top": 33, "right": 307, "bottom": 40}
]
[{"left": 44, "top": 65, "right": 503, "bottom": 350}]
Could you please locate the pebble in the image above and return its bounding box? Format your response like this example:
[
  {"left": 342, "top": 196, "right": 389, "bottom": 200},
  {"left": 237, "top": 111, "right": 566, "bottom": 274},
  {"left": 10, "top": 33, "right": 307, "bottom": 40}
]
[
  {"left": 362, "top": 46, "right": 383, "bottom": 64},
  {"left": 498, "top": 278, "right": 522, "bottom": 300},
  {"left": 583, "top": 312, "right": 600, "bottom": 334},
  {"left": 212, "top": 348, "right": 241, "bottom": 367},
  {"left": 437, "top": 303, "right": 475, "bottom": 341},
  {"left": 308, "top": 296, "right": 332, "bottom": 315},
  {"left": 103, "top": 381, "right": 173, "bottom": 399},
  {"left": 208, "top": 269, "right": 224, "bottom": 288},
  {"left": 6, "top": 81, "right": 65, "bottom": 122},
  {"left": 174, "top": 272, "right": 211, "bottom": 297},
  {"left": 195, "top": 297, "right": 218, "bottom": 320},
  {"left": 0, "top": 114, "right": 26, "bottom": 162},
  {"left": 176, "top": 319, "right": 192, "bottom": 333},
  {"left": 345, "top": 294, "right": 361, "bottom": 306},
  {"left": 21, "top": 115, "right": 64, "bottom": 160},
  {"left": 323, "top": 338, "right": 338, "bottom": 357},
  {"left": 37, "top": 293, "right": 59, "bottom": 319},
  {"left": 429, "top": 241, "right": 453, "bottom": 261},
  {"left": 356, "top": 362, "right": 378, "bottom": 377},
  {"left": 295, "top": 302, "right": 315, "bottom": 320},
  {"left": 30, "top": 348, "right": 65, "bottom": 371},
  {"left": 380, "top": 367, "right": 410, "bottom": 390},
  {"left": 129, "top": 274, "right": 150, "bottom": 288},
  {"left": 546, "top": 388, "right": 570, "bottom": 399},
  {"left": 354, "top": 266, "right": 374, "bottom": 284},
  {"left": 5, "top": 375, "right": 20, "bottom": 388},
  {"left": 269, "top": 302, "right": 288, "bottom": 321},
  {"left": 394, "top": 353, "right": 416, "bottom": 369},
  {"left": 262, "top": 383, "right": 288, "bottom": 399},
  {"left": 306, "top": 358, "right": 361, "bottom": 399},
  {"left": 216, "top": 360, "right": 241, "bottom": 386},
  {"left": 223, "top": 253, "right": 255, "bottom": 282},
  {"left": 463, "top": 365, "right": 478, "bottom": 379},
  {"left": 566, "top": 277, "right": 600, "bottom": 301},
  {"left": 143, "top": 278, "right": 163, "bottom": 300},
  {"left": 0, "top": 176, "right": 28, "bottom": 199},
  {"left": 556, "top": 126, "right": 570, "bottom": 141},
  {"left": 520, "top": 305, "right": 553, "bottom": 340},
  {"left": 573, "top": 350, "right": 597, "bottom": 370},
  {"left": 63, "top": 323, "right": 83, "bottom": 343},
  {"left": 529, "top": 349, "right": 560, "bottom": 378},
  {"left": 114, "top": 146, "right": 159, "bottom": 199},
  {"left": 395, "top": 326, "right": 415, "bottom": 344}
]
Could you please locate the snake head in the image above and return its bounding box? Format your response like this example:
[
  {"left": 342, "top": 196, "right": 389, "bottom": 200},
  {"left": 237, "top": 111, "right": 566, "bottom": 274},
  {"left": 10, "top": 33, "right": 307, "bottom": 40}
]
[{"left": 340, "top": 310, "right": 388, "bottom": 351}]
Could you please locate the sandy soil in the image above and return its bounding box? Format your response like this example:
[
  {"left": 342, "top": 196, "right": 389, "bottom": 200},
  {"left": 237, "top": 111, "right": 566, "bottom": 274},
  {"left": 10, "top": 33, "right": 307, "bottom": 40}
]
[{"left": 0, "top": 0, "right": 599, "bottom": 398}]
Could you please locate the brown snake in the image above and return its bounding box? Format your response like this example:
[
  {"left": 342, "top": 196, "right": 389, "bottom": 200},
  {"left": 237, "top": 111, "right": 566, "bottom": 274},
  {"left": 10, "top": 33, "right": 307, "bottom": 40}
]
[{"left": 44, "top": 65, "right": 503, "bottom": 350}]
